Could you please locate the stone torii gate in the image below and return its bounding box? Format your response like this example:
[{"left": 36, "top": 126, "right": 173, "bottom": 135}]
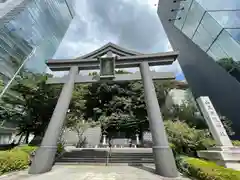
[{"left": 29, "top": 43, "right": 180, "bottom": 178}]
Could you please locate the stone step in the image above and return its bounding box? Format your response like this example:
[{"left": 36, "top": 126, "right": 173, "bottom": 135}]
[
  {"left": 61, "top": 157, "right": 153, "bottom": 160},
  {"left": 109, "top": 153, "right": 153, "bottom": 157},
  {"left": 56, "top": 158, "right": 154, "bottom": 164},
  {"left": 62, "top": 154, "right": 153, "bottom": 158},
  {"left": 56, "top": 158, "right": 106, "bottom": 162},
  {"left": 57, "top": 157, "right": 154, "bottom": 163},
  {"left": 57, "top": 149, "right": 154, "bottom": 165},
  {"left": 109, "top": 159, "right": 154, "bottom": 163},
  {"left": 62, "top": 152, "right": 152, "bottom": 157},
  {"left": 54, "top": 162, "right": 154, "bottom": 166}
]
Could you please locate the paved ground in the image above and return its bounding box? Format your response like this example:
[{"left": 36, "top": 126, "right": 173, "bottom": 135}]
[{"left": 0, "top": 165, "right": 190, "bottom": 180}]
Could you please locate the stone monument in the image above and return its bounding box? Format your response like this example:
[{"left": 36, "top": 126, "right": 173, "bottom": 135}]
[{"left": 197, "top": 96, "right": 240, "bottom": 170}]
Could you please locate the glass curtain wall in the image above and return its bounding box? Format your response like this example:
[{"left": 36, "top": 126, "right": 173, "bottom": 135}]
[
  {"left": 173, "top": 0, "right": 240, "bottom": 81},
  {"left": 0, "top": 0, "right": 72, "bottom": 87}
]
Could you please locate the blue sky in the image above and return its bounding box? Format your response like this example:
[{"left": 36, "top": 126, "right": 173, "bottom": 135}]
[{"left": 52, "top": 0, "right": 183, "bottom": 78}]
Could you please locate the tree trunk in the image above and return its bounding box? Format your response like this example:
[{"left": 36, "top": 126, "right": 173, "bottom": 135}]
[
  {"left": 17, "top": 133, "right": 24, "bottom": 145},
  {"left": 25, "top": 131, "right": 30, "bottom": 144},
  {"left": 76, "top": 130, "right": 84, "bottom": 148},
  {"left": 29, "top": 135, "right": 43, "bottom": 146}
]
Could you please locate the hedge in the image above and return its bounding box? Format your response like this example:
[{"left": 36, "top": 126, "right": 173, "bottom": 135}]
[
  {"left": 0, "top": 150, "right": 29, "bottom": 175},
  {"left": 176, "top": 156, "right": 240, "bottom": 180},
  {"left": 0, "top": 145, "right": 37, "bottom": 175},
  {"left": 233, "top": 141, "right": 240, "bottom": 146},
  {"left": 0, "top": 144, "right": 65, "bottom": 175},
  {"left": 13, "top": 145, "right": 38, "bottom": 154}
]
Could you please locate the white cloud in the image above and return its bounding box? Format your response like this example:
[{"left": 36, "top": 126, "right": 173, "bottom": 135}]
[{"left": 52, "top": 0, "right": 183, "bottom": 77}]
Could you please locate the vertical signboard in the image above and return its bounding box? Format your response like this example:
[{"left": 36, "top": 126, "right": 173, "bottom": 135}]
[{"left": 197, "top": 96, "right": 233, "bottom": 147}]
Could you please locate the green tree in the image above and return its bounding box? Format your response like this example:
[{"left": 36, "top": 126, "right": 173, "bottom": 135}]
[
  {"left": 80, "top": 79, "right": 177, "bottom": 136},
  {"left": 217, "top": 57, "right": 240, "bottom": 72},
  {"left": 66, "top": 115, "right": 98, "bottom": 148},
  {"left": 163, "top": 97, "right": 235, "bottom": 136},
  {"left": 2, "top": 73, "right": 62, "bottom": 143}
]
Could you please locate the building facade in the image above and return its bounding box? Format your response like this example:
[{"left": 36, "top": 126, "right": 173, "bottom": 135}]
[
  {"left": 165, "top": 89, "right": 188, "bottom": 109},
  {"left": 0, "top": 0, "right": 72, "bottom": 86},
  {"left": 157, "top": 0, "right": 240, "bottom": 138}
]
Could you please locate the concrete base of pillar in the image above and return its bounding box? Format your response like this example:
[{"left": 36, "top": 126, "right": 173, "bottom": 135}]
[
  {"left": 28, "top": 146, "right": 57, "bottom": 174},
  {"left": 153, "top": 147, "right": 180, "bottom": 178},
  {"left": 197, "top": 146, "right": 240, "bottom": 170}
]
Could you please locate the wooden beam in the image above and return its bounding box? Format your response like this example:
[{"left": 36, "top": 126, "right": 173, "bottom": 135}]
[{"left": 46, "top": 72, "right": 175, "bottom": 84}]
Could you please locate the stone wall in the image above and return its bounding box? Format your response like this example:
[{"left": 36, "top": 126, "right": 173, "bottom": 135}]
[{"left": 63, "top": 126, "right": 101, "bottom": 147}]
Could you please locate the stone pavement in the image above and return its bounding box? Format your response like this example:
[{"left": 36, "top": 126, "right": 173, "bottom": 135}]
[{"left": 0, "top": 165, "right": 191, "bottom": 180}]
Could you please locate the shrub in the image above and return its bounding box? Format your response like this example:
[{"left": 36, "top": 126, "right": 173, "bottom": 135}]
[
  {"left": 57, "top": 143, "right": 64, "bottom": 155},
  {"left": 13, "top": 145, "right": 38, "bottom": 154},
  {"left": 0, "top": 150, "right": 28, "bottom": 175},
  {"left": 0, "top": 145, "right": 38, "bottom": 175},
  {"left": 169, "top": 143, "right": 177, "bottom": 156},
  {"left": 164, "top": 120, "right": 214, "bottom": 156},
  {"left": 176, "top": 156, "right": 240, "bottom": 180},
  {"left": 233, "top": 140, "right": 240, "bottom": 146},
  {"left": 0, "top": 144, "right": 65, "bottom": 175}
]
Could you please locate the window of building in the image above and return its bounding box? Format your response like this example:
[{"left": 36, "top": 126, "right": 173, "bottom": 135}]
[
  {"left": 215, "top": 30, "right": 240, "bottom": 61},
  {"left": 182, "top": 0, "right": 205, "bottom": 39},
  {"left": 226, "top": 29, "right": 240, "bottom": 45},
  {"left": 174, "top": 0, "right": 193, "bottom": 30},
  {"left": 192, "top": 24, "right": 214, "bottom": 51},
  {"left": 209, "top": 10, "right": 240, "bottom": 29},
  {"left": 200, "top": 13, "right": 223, "bottom": 39},
  {"left": 196, "top": 0, "right": 240, "bottom": 11},
  {"left": 207, "top": 42, "right": 229, "bottom": 60},
  {"left": 0, "top": 0, "right": 72, "bottom": 90},
  {"left": 207, "top": 30, "right": 240, "bottom": 62},
  {"left": 192, "top": 12, "right": 222, "bottom": 51}
]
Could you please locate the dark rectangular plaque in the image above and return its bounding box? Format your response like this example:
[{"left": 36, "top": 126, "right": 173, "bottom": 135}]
[{"left": 100, "top": 57, "right": 115, "bottom": 79}]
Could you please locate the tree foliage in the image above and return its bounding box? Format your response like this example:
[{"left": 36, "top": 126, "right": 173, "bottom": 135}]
[
  {"left": 217, "top": 58, "right": 240, "bottom": 72},
  {"left": 64, "top": 70, "right": 180, "bottom": 138},
  {"left": 4, "top": 69, "right": 234, "bottom": 149},
  {"left": 165, "top": 120, "right": 214, "bottom": 156},
  {"left": 1, "top": 69, "right": 195, "bottom": 144},
  {"left": 1, "top": 73, "right": 62, "bottom": 143},
  {"left": 162, "top": 92, "right": 235, "bottom": 136},
  {"left": 66, "top": 116, "right": 98, "bottom": 147}
]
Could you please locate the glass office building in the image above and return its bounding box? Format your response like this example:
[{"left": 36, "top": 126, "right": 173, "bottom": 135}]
[
  {"left": 0, "top": 0, "right": 72, "bottom": 86},
  {"left": 158, "top": 0, "right": 240, "bottom": 138},
  {"left": 173, "top": 0, "right": 240, "bottom": 76}
]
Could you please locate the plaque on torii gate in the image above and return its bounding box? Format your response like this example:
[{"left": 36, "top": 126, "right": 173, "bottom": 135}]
[
  {"left": 29, "top": 42, "right": 180, "bottom": 178},
  {"left": 99, "top": 52, "right": 116, "bottom": 79}
]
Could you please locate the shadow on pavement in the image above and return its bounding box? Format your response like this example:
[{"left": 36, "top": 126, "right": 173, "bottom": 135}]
[{"left": 129, "top": 164, "right": 156, "bottom": 174}]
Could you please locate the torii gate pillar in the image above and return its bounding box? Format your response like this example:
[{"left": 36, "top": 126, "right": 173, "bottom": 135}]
[
  {"left": 140, "top": 62, "right": 179, "bottom": 177},
  {"left": 29, "top": 66, "right": 78, "bottom": 174}
]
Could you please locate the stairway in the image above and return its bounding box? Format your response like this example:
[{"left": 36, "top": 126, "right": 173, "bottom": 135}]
[
  {"left": 109, "top": 151, "right": 154, "bottom": 164},
  {"left": 56, "top": 148, "right": 107, "bottom": 164},
  {"left": 55, "top": 148, "right": 154, "bottom": 165}
]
